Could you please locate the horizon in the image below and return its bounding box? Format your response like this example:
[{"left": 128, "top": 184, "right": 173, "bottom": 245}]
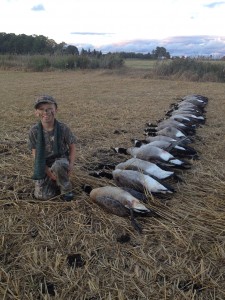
[
  {"left": 1, "top": 0, "right": 225, "bottom": 58},
  {"left": 72, "top": 35, "right": 225, "bottom": 58},
  {"left": 1, "top": 31, "right": 225, "bottom": 58}
]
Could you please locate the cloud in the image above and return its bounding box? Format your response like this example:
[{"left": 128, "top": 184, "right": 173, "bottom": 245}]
[
  {"left": 204, "top": 1, "right": 225, "bottom": 8},
  {"left": 71, "top": 32, "right": 114, "bottom": 36},
  {"left": 72, "top": 35, "right": 225, "bottom": 57},
  {"left": 99, "top": 39, "right": 159, "bottom": 54},
  {"left": 31, "top": 4, "right": 45, "bottom": 11},
  {"left": 164, "top": 36, "right": 225, "bottom": 57}
]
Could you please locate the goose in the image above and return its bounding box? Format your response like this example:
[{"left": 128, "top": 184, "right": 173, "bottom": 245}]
[
  {"left": 89, "top": 157, "right": 182, "bottom": 183},
  {"left": 183, "top": 94, "right": 208, "bottom": 101},
  {"left": 170, "top": 112, "right": 205, "bottom": 121},
  {"left": 172, "top": 105, "right": 203, "bottom": 115},
  {"left": 148, "top": 126, "right": 191, "bottom": 142},
  {"left": 178, "top": 100, "right": 204, "bottom": 108},
  {"left": 115, "top": 157, "right": 175, "bottom": 180},
  {"left": 166, "top": 105, "right": 202, "bottom": 117},
  {"left": 181, "top": 94, "right": 208, "bottom": 106},
  {"left": 134, "top": 140, "right": 198, "bottom": 158},
  {"left": 154, "top": 119, "right": 196, "bottom": 135},
  {"left": 145, "top": 135, "right": 190, "bottom": 144},
  {"left": 154, "top": 114, "right": 204, "bottom": 129},
  {"left": 157, "top": 119, "right": 195, "bottom": 130},
  {"left": 168, "top": 95, "right": 208, "bottom": 116},
  {"left": 132, "top": 135, "right": 191, "bottom": 147},
  {"left": 90, "top": 186, "right": 150, "bottom": 214},
  {"left": 113, "top": 144, "right": 190, "bottom": 168},
  {"left": 84, "top": 185, "right": 158, "bottom": 233},
  {"left": 113, "top": 169, "right": 175, "bottom": 194},
  {"left": 140, "top": 135, "right": 176, "bottom": 143},
  {"left": 144, "top": 122, "right": 196, "bottom": 136},
  {"left": 175, "top": 101, "right": 206, "bottom": 112}
]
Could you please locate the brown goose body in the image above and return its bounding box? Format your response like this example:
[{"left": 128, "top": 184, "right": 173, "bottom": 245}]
[{"left": 90, "top": 186, "right": 150, "bottom": 216}]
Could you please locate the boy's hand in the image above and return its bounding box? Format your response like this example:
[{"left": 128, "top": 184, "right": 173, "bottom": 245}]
[
  {"left": 46, "top": 167, "right": 57, "bottom": 181},
  {"left": 49, "top": 171, "right": 57, "bottom": 181}
]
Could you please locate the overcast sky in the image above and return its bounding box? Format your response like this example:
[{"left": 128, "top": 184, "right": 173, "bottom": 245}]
[{"left": 1, "top": 0, "right": 225, "bottom": 56}]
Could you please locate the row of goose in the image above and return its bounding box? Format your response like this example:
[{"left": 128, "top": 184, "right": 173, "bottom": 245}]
[{"left": 85, "top": 94, "right": 208, "bottom": 232}]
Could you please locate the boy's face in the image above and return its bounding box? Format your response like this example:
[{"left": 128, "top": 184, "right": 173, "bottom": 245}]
[{"left": 35, "top": 103, "right": 57, "bottom": 125}]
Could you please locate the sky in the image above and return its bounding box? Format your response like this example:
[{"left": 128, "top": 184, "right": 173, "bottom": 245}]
[{"left": 1, "top": 0, "right": 225, "bottom": 57}]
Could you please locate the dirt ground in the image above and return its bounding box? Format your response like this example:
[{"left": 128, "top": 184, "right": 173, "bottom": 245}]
[{"left": 0, "top": 69, "right": 225, "bottom": 299}]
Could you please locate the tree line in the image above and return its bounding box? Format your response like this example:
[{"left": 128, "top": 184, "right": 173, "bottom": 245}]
[
  {"left": 118, "top": 47, "right": 170, "bottom": 59},
  {"left": 0, "top": 32, "right": 67, "bottom": 54},
  {"left": 0, "top": 32, "right": 170, "bottom": 59}
]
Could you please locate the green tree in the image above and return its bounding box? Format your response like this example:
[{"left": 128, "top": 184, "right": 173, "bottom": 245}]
[
  {"left": 64, "top": 45, "right": 79, "bottom": 55},
  {"left": 152, "top": 47, "right": 170, "bottom": 59}
]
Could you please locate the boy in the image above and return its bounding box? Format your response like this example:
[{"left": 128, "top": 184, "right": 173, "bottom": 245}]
[{"left": 28, "top": 95, "right": 76, "bottom": 201}]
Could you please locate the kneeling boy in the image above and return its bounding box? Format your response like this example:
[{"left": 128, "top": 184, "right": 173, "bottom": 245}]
[{"left": 28, "top": 95, "right": 76, "bottom": 201}]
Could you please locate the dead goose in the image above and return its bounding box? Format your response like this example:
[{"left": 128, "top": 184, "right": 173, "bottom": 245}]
[
  {"left": 132, "top": 135, "right": 191, "bottom": 150},
  {"left": 113, "top": 169, "right": 175, "bottom": 194},
  {"left": 145, "top": 126, "right": 186, "bottom": 138},
  {"left": 166, "top": 104, "right": 203, "bottom": 117},
  {"left": 158, "top": 119, "right": 196, "bottom": 130},
  {"left": 152, "top": 126, "right": 192, "bottom": 142},
  {"left": 114, "top": 143, "right": 190, "bottom": 168},
  {"left": 177, "top": 101, "right": 204, "bottom": 110},
  {"left": 170, "top": 113, "right": 205, "bottom": 124},
  {"left": 134, "top": 140, "right": 198, "bottom": 158},
  {"left": 84, "top": 185, "right": 158, "bottom": 233},
  {"left": 115, "top": 157, "right": 175, "bottom": 179},
  {"left": 144, "top": 135, "right": 191, "bottom": 145},
  {"left": 90, "top": 186, "right": 150, "bottom": 213},
  {"left": 171, "top": 105, "right": 203, "bottom": 115},
  {"left": 147, "top": 119, "right": 196, "bottom": 135},
  {"left": 181, "top": 95, "right": 208, "bottom": 107},
  {"left": 182, "top": 94, "right": 208, "bottom": 101},
  {"left": 132, "top": 135, "right": 176, "bottom": 145}
]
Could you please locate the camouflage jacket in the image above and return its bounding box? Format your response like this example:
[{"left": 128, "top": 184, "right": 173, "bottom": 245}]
[{"left": 28, "top": 120, "right": 76, "bottom": 161}]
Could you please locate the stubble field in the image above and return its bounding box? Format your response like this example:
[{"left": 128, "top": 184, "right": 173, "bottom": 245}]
[{"left": 0, "top": 68, "right": 225, "bottom": 299}]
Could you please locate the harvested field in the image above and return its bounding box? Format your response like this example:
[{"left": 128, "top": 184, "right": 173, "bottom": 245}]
[{"left": 0, "top": 69, "right": 225, "bottom": 299}]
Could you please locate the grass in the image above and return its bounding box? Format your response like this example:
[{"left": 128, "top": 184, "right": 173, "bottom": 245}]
[
  {"left": 1, "top": 69, "right": 225, "bottom": 299},
  {"left": 124, "top": 59, "right": 160, "bottom": 69},
  {"left": 125, "top": 58, "right": 225, "bottom": 82}
]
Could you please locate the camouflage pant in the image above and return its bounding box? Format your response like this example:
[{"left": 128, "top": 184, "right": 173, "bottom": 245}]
[{"left": 34, "top": 158, "right": 72, "bottom": 200}]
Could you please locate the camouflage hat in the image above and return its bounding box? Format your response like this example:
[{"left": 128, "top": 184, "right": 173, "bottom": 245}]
[{"left": 34, "top": 95, "right": 58, "bottom": 109}]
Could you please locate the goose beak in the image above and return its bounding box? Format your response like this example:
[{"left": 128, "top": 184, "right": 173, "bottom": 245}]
[{"left": 133, "top": 203, "right": 150, "bottom": 213}]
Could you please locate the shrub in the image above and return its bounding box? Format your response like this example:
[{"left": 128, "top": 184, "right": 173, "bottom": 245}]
[
  {"left": 0, "top": 54, "right": 23, "bottom": 69},
  {"left": 27, "top": 55, "right": 51, "bottom": 71},
  {"left": 50, "top": 56, "right": 69, "bottom": 69},
  {"left": 88, "top": 58, "right": 100, "bottom": 69},
  {"left": 100, "top": 54, "right": 124, "bottom": 69},
  {"left": 0, "top": 53, "right": 125, "bottom": 71},
  {"left": 76, "top": 56, "right": 90, "bottom": 69},
  {"left": 154, "top": 58, "right": 225, "bottom": 82}
]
